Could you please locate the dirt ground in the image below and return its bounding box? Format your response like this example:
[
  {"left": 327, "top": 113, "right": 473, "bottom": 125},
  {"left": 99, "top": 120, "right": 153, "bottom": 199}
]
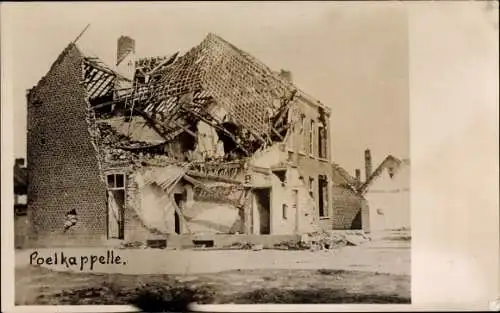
[{"left": 14, "top": 231, "right": 410, "bottom": 309}]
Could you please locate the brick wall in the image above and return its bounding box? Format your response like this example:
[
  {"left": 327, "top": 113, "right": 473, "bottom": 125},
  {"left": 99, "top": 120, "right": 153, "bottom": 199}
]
[
  {"left": 26, "top": 44, "right": 108, "bottom": 247},
  {"left": 331, "top": 186, "right": 364, "bottom": 230}
]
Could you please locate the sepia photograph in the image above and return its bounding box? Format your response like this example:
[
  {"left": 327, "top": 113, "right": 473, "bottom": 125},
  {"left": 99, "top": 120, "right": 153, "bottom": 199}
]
[{"left": 2, "top": 1, "right": 497, "bottom": 312}]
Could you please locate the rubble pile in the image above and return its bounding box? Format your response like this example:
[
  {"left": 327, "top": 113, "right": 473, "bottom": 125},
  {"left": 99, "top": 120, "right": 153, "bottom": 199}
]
[
  {"left": 96, "top": 122, "right": 176, "bottom": 164},
  {"left": 97, "top": 122, "right": 159, "bottom": 149},
  {"left": 274, "top": 231, "right": 371, "bottom": 251},
  {"left": 227, "top": 242, "right": 254, "bottom": 250},
  {"left": 119, "top": 241, "right": 147, "bottom": 249}
]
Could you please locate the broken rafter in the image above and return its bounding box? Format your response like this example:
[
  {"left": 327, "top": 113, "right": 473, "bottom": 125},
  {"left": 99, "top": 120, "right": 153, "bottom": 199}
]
[
  {"left": 90, "top": 98, "right": 124, "bottom": 110},
  {"left": 115, "top": 141, "right": 166, "bottom": 151},
  {"left": 84, "top": 68, "right": 101, "bottom": 86},
  {"left": 72, "top": 24, "right": 91, "bottom": 44},
  {"left": 132, "top": 107, "right": 171, "bottom": 142},
  {"left": 88, "top": 73, "right": 113, "bottom": 98},
  {"left": 271, "top": 127, "right": 284, "bottom": 141},
  {"left": 85, "top": 59, "right": 131, "bottom": 82},
  {"left": 273, "top": 89, "right": 297, "bottom": 129},
  {"left": 186, "top": 170, "right": 242, "bottom": 185},
  {"left": 94, "top": 74, "right": 115, "bottom": 95},
  {"left": 173, "top": 119, "right": 196, "bottom": 138},
  {"left": 147, "top": 52, "right": 179, "bottom": 75}
]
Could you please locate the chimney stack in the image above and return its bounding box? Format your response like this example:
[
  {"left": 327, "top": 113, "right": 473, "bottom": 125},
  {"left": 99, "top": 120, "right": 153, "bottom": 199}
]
[
  {"left": 364, "top": 149, "right": 372, "bottom": 181},
  {"left": 279, "top": 69, "right": 293, "bottom": 83},
  {"left": 116, "top": 36, "right": 136, "bottom": 80},
  {"left": 355, "top": 169, "right": 361, "bottom": 182}
]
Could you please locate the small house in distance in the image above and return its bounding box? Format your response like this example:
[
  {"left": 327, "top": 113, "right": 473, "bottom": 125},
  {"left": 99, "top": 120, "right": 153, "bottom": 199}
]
[{"left": 360, "top": 150, "right": 410, "bottom": 232}]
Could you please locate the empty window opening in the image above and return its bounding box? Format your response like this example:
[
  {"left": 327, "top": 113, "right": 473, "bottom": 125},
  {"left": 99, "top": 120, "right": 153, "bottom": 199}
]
[
  {"left": 299, "top": 116, "right": 306, "bottom": 153},
  {"left": 309, "top": 120, "right": 315, "bottom": 155},
  {"left": 308, "top": 177, "right": 314, "bottom": 197},
  {"left": 318, "top": 124, "right": 327, "bottom": 159},
  {"left": 174, "top": 193, "right": 185, "bottom": 235},
  {"left": 272, "top": 169, "right": 287, "bottom": 184},
  {"left": 216, "top": 122, "right": 244, "bottom": 158},
  {"left": 318, "top": 175, "right": 329, "bottom": 218},
  {"left": 178, "top": 128, "right": 196, "bottom": 153},
  {"left": 292, "top": 189, "right": 299, "bottom": 232},
  {"left": 106, "top": 173, "right": 126, "bottom": 240},
  {"left": 282, "top": 204, "right": 288, "bottom": 220},
  {"left": 388, "top": 167, "right": 395, "bottom": 178}
]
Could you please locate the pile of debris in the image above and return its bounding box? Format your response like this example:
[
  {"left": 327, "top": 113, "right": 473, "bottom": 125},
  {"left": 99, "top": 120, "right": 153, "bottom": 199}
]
[
  {"left": 274, "top": 231, "right": 371, "bottom": 251},
  {"left": 118, "top": 241, "right": 148, "bottom": 249}
]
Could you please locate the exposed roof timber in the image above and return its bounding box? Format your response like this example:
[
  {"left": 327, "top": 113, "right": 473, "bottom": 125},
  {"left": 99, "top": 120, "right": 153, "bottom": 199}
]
[
  {"left": 273, "top": 90, "right": 297, "bottom": 129},
  {"left": 271, "top": 127, "right": 284, "bottom": 141},
  {"left": 83, "top": 66, "right": 98, "bottom": 80},
  {"left": 186, "top": 170, "right": 242, "bottom": 185},
  {"left": 84, "top": 68, "right": 100, "bottom": 85},
  {"left": 91, "top": 74, "right": 115, "bottom": 98},
  {"left": 87, "top": 72, "right": 110, "bottom": 96},
  {"left": 172, "top": 119, "right": 196, "bottom": 138},
  {"left": 90, "top": 98, "right": 124, "bottom": 110},
  {"left": 147, "top": 52, "right": 179, "bottom": 74},
  {"left": 132, "top": 107, "right": 172, "bottom": 141},
  {"left": 84, "top": 58, "right": 131, "bottom": 82}
]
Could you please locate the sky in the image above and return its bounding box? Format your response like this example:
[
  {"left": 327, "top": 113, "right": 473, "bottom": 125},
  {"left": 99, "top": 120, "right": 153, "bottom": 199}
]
[{"left": 2, "top": 1, "right": 409, "bottom": 175}]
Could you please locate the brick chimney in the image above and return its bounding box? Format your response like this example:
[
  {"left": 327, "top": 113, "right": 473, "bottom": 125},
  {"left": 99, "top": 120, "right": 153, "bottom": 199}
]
[
  {"left": 355, "top": 169, "right": 361, "bottom": 182},
  {"left": 116, "top": 36, "right": 135, "bottom": 80},
  {"left": 364, "top": 149, "right": 372, "bottom": 181},
  {"left": 279, "top": 69, "right": 293, "bottom": 83}
]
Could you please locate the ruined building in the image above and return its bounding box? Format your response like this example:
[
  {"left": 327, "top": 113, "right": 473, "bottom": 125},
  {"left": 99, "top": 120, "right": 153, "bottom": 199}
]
[{"left": 26, "top": 33, "right": 361, "bottom": 247}]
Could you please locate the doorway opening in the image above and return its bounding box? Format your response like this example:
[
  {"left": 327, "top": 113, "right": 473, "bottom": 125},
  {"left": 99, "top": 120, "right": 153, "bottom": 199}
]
[
  {"left": 173, "top": 193, "right": 184, "bottom": 234},
  {"left": 253, "top": 188, "right": 271, "bottom": 235}
]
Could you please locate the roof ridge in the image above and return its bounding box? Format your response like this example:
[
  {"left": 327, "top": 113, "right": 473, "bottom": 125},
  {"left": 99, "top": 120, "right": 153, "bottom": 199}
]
[{"left": 360, "top": 154, "right": 406, "bottom": 193}]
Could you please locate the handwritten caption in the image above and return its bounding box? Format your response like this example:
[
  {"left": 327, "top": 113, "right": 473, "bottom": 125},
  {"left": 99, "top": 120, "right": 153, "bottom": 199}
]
[{"left": 30, "top": 250, "right": 126, "bottom": 271}]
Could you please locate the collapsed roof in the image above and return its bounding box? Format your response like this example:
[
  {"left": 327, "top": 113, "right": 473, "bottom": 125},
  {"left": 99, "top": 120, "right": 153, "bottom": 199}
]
[
  {"left": 118, "top": 33, "right": 299, "bottom": 154},
  {"left": 83, "top": 56, "right": 131, "bottom": 101}
]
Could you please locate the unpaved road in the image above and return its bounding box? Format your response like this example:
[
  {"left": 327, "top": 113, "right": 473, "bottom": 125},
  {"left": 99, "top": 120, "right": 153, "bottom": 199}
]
[
  {"left": 14, "top": 232, "right": 410, "bottom": 306},
  {"left": 16, "top": 235, "right": 410, "bottom": 276}
]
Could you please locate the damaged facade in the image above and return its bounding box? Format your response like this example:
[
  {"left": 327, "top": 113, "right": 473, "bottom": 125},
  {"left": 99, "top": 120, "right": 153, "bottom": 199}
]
[{"left": 26, "top": 33, "right": 365, "bottom": 247}]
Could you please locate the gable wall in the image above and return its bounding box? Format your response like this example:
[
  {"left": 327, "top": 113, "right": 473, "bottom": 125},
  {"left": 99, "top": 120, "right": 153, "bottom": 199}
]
[
  {"left": 26, "top": 45, "right": 108, "bottom": 247},
  {"left": 365, "top": 162, "right": 410, "bottom": 231}
]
